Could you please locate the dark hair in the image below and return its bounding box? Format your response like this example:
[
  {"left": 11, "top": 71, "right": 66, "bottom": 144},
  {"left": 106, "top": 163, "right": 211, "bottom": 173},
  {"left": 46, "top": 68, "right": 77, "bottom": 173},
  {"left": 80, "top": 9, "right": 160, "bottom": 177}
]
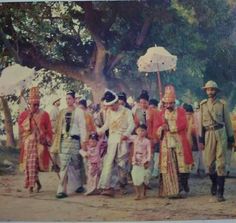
[
  {"left": 66, "top": 90, "right": 75, "bottom": 98},
  {"left": 183, "top": 103, "right": 194, "bottom": 113},
  {"left": 89, "top": 132, "right": 99, "bottom": 141},
  {"left": 149, "top": 98, "right": 158, "bottom": 107},
  {"left": 118, "top": 92, "right": 127, "bottom": 102},
  {"left": 139, "top": 90, "right": 149, "bottom": 101},
  {"left": 79, "top": 99, "right": 87, "bottom": 108},
  {"left": 136, "top": 124, "right": 147, "bottom": 130}
]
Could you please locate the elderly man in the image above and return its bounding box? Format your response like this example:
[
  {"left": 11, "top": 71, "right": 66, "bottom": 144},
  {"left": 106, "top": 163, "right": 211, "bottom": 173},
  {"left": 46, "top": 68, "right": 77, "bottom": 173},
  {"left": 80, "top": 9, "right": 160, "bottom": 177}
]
[
  {"left": 199, "top": 80, "right": 234, "bottom": 202},
  {"left": 97, "top": 89, "right": 135, "bottom": 196}
]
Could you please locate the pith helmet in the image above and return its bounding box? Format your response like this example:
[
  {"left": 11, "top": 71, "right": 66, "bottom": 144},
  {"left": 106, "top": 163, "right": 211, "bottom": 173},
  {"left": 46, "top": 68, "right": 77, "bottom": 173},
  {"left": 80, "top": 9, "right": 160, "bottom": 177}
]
[{"left": 202, "top": 80, "right": 220, "bottom": 91}]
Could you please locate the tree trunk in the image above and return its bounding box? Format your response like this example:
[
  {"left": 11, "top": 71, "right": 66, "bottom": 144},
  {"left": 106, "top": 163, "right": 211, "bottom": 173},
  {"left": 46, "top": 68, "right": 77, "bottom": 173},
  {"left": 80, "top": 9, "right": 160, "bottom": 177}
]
[{"left": 0, "top": 97, "right": 15, "bottom": 147}]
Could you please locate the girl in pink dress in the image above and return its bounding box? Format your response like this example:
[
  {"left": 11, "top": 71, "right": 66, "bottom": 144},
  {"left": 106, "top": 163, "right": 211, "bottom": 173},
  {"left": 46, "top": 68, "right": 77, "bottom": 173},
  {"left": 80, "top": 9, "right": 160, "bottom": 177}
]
[
  {"left": 129, "top": 124, "right": 152, "bottom": 200},
  {"left": 81, "top": 132, "right": 103, "bottom": 195}
]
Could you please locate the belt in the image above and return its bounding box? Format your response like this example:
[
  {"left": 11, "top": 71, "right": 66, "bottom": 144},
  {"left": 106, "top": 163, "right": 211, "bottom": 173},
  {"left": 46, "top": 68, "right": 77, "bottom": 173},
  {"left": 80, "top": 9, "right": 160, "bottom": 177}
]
[
  {"left": 204, "top": 124, "right": 224, "bottom": 131},
  {"left": 61, "top": 134, "right": 80, "bottom": 140}
]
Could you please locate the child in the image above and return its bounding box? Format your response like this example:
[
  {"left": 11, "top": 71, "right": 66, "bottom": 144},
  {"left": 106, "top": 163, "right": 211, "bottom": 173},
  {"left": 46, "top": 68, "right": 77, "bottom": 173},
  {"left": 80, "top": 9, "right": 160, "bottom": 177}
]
[
  {"left": 130, "top": 124, "right": 152, "bottom": 200},
  {"left": 80, "top": 132, "right": 103, "bottom": 195}
]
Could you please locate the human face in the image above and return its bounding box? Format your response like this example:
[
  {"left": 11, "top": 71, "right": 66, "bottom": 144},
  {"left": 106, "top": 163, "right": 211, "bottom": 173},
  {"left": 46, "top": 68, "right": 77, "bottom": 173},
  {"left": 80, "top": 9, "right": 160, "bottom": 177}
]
[
  {"left": 206, "top": 88, "right": 217, "bottom": 99},
  {"left": 164, "top": 101, "right": 175, "bottom": 111},
  {"left": 88, "top": 138, "right": 97, "bottom": 147},
  {"left": 30, "top": 102, "right": 40, "bottom": 113},
  {"left": 118, "top": 99, "right": 125, "bottom": 106},
  {"left": 66, "top": 95, "right": 75, "bottom": 107},
  {"left": 149, "top": 104, "right": 156, "bottom": 109},
  {"left": 109, "top": 101, "right": 119, "bottom": 111},
  {"left": 139, "top": 99, "right": 149, "bottom": 110},
  {"left": 136, "top": 127, "right": 147, "bottom": 138}
]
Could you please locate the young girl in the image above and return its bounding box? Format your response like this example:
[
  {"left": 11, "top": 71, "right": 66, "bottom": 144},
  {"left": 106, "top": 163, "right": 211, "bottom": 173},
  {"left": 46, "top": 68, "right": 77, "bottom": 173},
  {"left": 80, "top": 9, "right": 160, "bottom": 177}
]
[
  {"left": 80, "top": 132, "right": 103, "bottom": 195},
  {"left": 129, "top": 124, "right": 152, "bottom": 200}
]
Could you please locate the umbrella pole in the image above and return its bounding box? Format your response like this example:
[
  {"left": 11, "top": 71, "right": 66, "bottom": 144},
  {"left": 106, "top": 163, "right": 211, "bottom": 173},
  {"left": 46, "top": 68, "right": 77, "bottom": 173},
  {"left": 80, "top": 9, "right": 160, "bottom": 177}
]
[{"left": 157, "top": 70, "right": 163, "bottom": 100}]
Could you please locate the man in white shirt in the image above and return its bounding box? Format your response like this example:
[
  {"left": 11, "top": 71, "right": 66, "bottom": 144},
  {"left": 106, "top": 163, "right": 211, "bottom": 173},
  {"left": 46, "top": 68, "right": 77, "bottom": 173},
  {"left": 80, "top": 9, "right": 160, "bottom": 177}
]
[{"left": 97, "top": 90, "right": 135, "bottom": 197}]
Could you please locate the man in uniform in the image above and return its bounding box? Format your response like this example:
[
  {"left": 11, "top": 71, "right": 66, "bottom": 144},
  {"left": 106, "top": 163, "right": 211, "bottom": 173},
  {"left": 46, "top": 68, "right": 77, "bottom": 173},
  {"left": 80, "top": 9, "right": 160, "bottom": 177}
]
[{"left": 199, "top": 80, "right": 234, "bottom": 202}]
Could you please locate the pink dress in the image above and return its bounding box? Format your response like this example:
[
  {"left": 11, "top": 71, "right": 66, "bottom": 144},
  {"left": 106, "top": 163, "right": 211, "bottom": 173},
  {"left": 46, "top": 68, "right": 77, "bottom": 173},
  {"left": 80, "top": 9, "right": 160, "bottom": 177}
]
[
  {"left": 129, "top": 136, "right": 151, "bottom": 186},
  {"left": 85, "top": 139, "right": 103, "bottom": 195}
]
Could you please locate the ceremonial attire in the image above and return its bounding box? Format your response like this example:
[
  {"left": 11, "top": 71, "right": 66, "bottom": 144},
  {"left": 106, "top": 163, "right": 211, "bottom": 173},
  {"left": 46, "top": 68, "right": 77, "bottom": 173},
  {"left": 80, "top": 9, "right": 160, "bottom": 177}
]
[
  {"left": 154, "top": 107, "right": 193, "bottom": 197},
  {"left": 18, "top": 109, "right": 52, "bottom": 189},
  {"left": 51, "top": 107, "right": 86, "bottom": 195},
  {"left": 97, "top": 105, "right": 135, "bottom": 190}
]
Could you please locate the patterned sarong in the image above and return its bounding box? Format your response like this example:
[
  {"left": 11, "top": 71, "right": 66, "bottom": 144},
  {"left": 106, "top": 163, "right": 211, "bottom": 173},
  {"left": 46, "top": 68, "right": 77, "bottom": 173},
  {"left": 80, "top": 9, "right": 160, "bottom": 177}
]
[
  {"left": 159, "top": 148, "right": 179, "bottom": 197},
  {"left": 57, "top": 137, "right": 83, "bottom": 194},
  {"left": 24, "top": 136, "right": 39, "bottom": 188}
]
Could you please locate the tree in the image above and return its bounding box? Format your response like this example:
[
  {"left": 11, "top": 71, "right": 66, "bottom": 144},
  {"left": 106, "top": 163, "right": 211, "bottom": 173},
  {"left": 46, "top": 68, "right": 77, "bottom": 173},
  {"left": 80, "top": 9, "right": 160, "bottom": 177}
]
[{"left": 0, "top": 1, "right": 235, "bottom": 104}]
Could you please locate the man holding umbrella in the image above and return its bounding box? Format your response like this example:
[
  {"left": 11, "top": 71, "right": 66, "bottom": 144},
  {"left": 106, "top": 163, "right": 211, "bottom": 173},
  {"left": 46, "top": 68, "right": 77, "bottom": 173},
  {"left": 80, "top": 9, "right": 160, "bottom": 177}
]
[{"left": 199, "top": 80, "right": 234, "bottom": 202}]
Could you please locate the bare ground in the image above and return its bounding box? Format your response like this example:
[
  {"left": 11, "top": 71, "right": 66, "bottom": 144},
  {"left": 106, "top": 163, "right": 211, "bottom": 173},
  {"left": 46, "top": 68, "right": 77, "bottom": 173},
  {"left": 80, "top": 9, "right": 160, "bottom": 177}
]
[{"left": 0, "top": 149, "right": 236, "bottom": 221}]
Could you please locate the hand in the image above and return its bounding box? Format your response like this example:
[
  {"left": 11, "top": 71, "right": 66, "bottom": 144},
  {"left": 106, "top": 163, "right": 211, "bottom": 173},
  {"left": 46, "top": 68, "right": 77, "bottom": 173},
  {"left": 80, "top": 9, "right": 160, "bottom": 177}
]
[
  {"left": 144, "top": 161, "right": 149, "bottom": 169},
  {"left": 198, "top": 143, "right": 204, "bottom": 151},
  {"left": 121, "top": 135, "right": 128, "bottom": 141},
  {"left": 162, "top": 124, "right": 169, "bottom": 131}
]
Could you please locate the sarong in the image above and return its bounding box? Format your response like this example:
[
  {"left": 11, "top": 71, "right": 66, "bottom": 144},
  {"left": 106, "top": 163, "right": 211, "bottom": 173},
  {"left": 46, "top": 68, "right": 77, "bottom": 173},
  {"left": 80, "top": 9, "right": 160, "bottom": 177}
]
[{"left": 57, "top": 138, "right": 82, "bottom": 194}]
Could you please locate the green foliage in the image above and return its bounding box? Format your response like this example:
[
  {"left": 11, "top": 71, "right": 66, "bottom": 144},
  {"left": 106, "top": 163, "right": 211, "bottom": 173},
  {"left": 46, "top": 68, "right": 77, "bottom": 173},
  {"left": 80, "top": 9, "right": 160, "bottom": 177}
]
[{"left": 0, "top": 1, "right": 236, "bottom": 105}]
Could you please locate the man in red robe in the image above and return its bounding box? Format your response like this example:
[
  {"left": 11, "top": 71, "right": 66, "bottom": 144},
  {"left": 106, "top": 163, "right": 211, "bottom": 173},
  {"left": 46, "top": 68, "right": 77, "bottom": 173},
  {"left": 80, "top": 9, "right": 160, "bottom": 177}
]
[
  {"left": 153, "top": 85, "right": 193, "bottom": 198},
  {"left": 18, "top": 87, "right": 53, "bottom": 193}
]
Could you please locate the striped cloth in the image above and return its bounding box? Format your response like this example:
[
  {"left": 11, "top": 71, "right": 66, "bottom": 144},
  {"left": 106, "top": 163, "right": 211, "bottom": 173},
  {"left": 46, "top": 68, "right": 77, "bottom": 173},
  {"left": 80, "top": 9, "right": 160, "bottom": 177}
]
[{"left": 24, "top": 136, "right": 39, "bottom": 189}]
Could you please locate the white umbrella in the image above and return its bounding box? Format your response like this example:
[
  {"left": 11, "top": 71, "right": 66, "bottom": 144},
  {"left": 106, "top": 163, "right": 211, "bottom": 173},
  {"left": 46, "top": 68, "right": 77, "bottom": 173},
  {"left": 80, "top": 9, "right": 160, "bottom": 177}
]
[
  {"left": 137, "top": 45, "right": 177, "bottom": 99},
  {"left": 0, "top": 64, "right": 35, "bottom": 96}
]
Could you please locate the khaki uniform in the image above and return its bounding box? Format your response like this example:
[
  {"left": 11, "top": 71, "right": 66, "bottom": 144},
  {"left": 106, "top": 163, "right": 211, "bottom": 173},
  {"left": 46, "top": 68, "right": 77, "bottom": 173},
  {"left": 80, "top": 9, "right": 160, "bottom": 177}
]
[{"left": 200, "top": 98, "right": 233, "bottom": 176}]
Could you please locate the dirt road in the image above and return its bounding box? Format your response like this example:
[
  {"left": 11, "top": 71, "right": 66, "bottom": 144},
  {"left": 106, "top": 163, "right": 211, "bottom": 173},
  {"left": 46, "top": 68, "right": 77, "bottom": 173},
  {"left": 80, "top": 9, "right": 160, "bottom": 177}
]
[{"left": 0, "top": 171, "right": 236, "bottom": 221}]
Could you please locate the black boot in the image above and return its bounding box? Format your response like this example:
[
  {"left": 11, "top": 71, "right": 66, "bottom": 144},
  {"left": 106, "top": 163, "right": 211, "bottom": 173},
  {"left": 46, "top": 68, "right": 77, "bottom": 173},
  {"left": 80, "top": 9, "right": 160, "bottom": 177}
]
[
  {"left": 217, "top": 176, "right": 226, "bottom": 202},
  {"left": 182, "top": 173, "right": 190, "bottom": 193},
  {"left": 209, "top": 173, "right": 217, "bottom": 196}
]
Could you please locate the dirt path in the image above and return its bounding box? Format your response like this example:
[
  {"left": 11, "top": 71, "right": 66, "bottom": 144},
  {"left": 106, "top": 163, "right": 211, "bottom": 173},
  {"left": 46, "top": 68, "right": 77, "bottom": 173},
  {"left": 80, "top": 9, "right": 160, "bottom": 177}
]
[{"left": 0, "top": 171, "right": 236, "bottom": 221}]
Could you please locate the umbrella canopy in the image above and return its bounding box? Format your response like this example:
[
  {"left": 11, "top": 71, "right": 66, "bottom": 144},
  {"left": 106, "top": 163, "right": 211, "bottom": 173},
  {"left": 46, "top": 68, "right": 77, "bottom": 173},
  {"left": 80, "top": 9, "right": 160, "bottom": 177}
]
[
  {"left": 137, "top": 46, "right": 177, "bottom": 72},
  {"left": 0, "top": 64, "right": 35, "bottom": 96}
]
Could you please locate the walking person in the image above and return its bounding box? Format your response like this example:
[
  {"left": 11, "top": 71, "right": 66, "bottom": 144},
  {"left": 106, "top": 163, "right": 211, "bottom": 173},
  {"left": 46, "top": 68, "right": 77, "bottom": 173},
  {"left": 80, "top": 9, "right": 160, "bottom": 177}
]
[
  {"left": 51, "top": 90, "right": 87, "bottom": 199},
  {"left": 97, "top": 89, "right": 135, "bottom": 197},
  {"left": 18, "top": 87, "right": 53, "bottom": 193},
  {"left": 199, "top": 80, "right": 234, "bottom": 202},
  {"left": 80, "top": 132, "right": 103, "bottom": 195},
  {"left": 153, "top": 85, "right": 193, "bottom": 198},
  {"left": 129, "top": 124, "right": 152, "bottom": 200}
]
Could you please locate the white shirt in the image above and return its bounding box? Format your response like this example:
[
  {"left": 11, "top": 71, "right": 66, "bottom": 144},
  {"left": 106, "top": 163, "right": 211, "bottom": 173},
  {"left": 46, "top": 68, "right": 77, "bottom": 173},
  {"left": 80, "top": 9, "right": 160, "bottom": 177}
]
[
  {"left": 62, "top": 107, "right": 87, "bottom": 143},
  {"left": 97, "top": 105, "right": 134, "bottom": 142}
]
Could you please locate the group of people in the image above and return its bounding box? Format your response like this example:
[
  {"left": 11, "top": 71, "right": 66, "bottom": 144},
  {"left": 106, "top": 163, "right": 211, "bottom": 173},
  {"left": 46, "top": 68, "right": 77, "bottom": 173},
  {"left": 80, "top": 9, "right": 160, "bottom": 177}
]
[{"left": 18, "top": 80, "right": 235, "bottom": 202}]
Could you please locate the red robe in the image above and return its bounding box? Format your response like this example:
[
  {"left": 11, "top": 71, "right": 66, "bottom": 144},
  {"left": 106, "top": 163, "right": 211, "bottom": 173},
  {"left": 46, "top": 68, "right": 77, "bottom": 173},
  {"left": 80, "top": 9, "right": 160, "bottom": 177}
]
[
  {"left": 18, "top": 109, "right": 53, "bottom": 172},
  {"left": 153, "top": 107, "right": 193, "bottom": 165}
]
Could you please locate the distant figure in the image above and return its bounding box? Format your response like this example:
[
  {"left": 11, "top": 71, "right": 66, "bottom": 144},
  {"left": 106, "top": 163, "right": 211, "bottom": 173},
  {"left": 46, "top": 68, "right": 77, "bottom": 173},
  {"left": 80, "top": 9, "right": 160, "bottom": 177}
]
[
  {"left": 199, "top": 80, "right": 234, "bottom": 202},
  {"left": 18, "top": 87, "right": 53, "bottom": 193},
  {"left": 118, "top": 91, "right": 132, "bottom": 109},
  {"left": 50, "top": 95, "right": 61, "bottom": 137}
]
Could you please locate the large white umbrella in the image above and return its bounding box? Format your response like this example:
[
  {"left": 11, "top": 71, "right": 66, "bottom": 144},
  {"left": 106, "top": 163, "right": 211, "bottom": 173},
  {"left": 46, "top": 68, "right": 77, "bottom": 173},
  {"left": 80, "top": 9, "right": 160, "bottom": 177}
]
[
  {"left": 137, "top": 45, "right": 177, "bottom": 99},
  {"left": 0, "top": 64, "right": 35, "bottom": 96}
]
